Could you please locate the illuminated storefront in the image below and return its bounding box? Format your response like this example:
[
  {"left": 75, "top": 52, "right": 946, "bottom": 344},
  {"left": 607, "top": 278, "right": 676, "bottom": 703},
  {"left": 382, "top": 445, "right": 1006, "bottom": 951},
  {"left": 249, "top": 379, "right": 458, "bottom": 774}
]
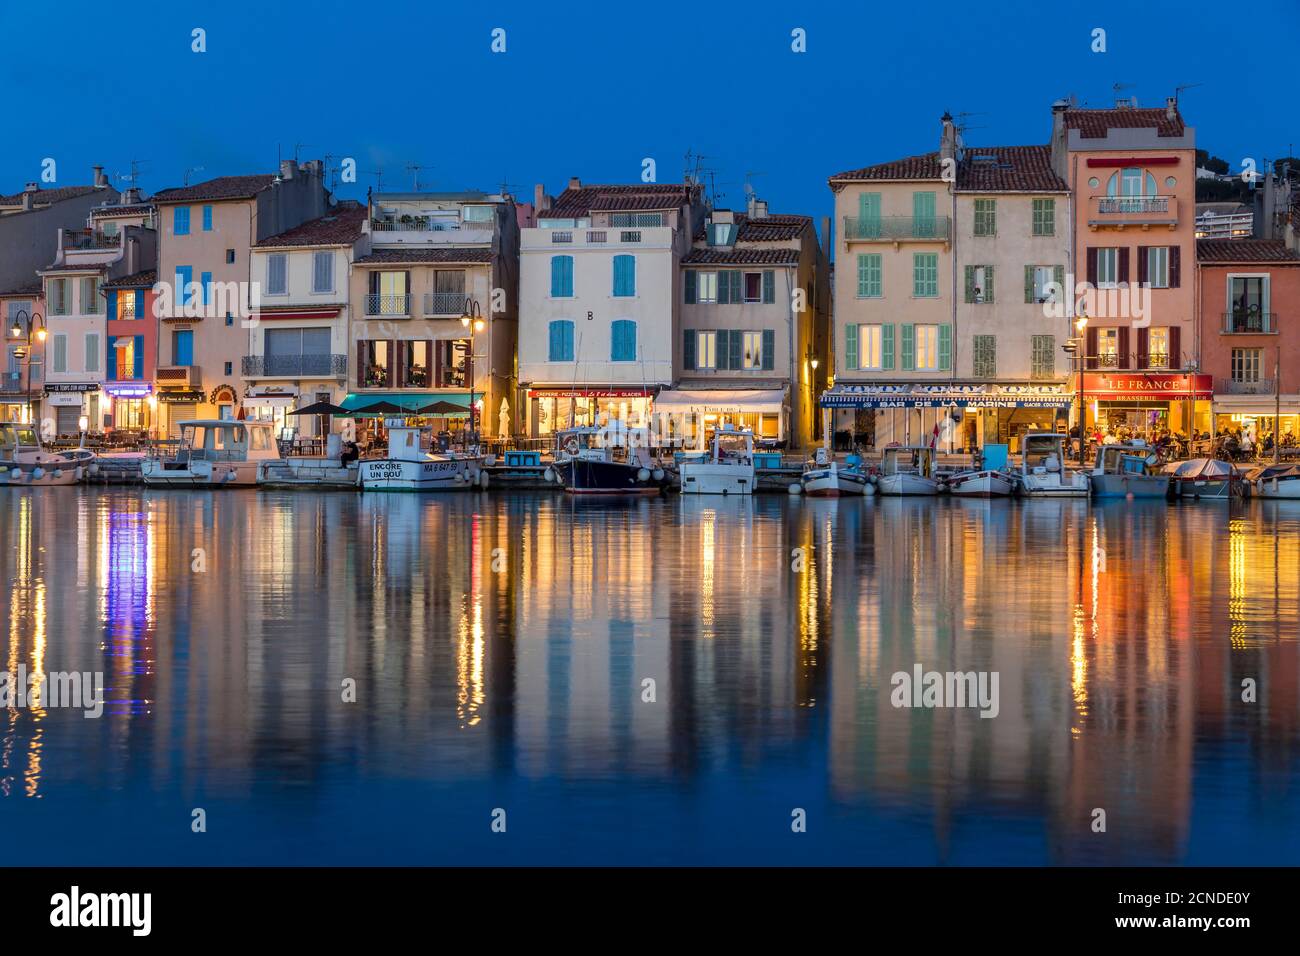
[
  {"left": 1079, "top": 371, "right": 1212, "bottom": 437},
  {"left": 103, "top": 381, "right": 154, "bottom": 432},
  {"left": 1212, "top": 393, "right": 1300, "bottom": 446},
  {"left": 528, "top": 388, "right": 656, "bottom": 437},
  {"left": 43, "top": 382, "right": 100, "bottom": 435},
  {"left": 243, "top": 386, "right": 300, "bottom": 438},
  {"left": 651, "top": 388, "right": 786, "bottom": 446}
]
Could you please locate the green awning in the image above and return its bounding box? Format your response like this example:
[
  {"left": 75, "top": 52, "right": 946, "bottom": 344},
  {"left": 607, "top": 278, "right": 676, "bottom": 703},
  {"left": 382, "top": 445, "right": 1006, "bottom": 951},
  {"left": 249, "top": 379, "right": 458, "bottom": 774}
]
[{"left": 338, "top": 393, "right": 481, "bottom": 417}]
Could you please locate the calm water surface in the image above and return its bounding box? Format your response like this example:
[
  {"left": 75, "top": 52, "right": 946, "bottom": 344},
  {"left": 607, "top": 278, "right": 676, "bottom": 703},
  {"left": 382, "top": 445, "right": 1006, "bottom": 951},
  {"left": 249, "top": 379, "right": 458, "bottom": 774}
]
[{"left": 1, "top": 488, "right": 1298, "bottom": 865}]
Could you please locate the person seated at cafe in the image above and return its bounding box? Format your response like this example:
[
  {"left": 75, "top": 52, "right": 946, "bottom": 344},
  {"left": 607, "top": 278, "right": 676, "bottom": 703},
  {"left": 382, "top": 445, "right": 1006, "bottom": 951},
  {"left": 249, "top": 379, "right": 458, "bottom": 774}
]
[{"left": 340, "top": 440, "right": 359, "bottom": 465}]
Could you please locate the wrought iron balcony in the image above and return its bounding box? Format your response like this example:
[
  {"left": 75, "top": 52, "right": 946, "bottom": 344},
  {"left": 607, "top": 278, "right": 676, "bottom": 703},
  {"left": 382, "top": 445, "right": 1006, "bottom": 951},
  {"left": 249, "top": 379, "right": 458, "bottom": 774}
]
[
  {"left": 424, "top": 292, "right": 470, "bottom": 316},
  {"left": 843, "top": 215, "right": 951, "bottom": 242},
  {"left": 1223, "top": 310, "right": 1275, "bottom": 334},
  {"left": 365, "top": 293, "right": 411, "bottom": 317},
  {"left": 1086, "top": 195, "right": 1178, "bottom": 229},
  {"left": 1218, "top": 377, "right": 1276, "bottom": 395},
  {"left": 241, "top": 354, "right": 348, "bottom": 378}
]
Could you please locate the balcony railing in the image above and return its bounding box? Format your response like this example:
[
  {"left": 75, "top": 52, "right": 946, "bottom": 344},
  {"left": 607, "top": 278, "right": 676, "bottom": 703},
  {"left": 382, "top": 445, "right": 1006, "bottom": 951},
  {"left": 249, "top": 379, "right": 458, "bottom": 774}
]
[
  {"left": 366, "top": 293, "right": 411, "bottom": 317},
  {"left": 62, "top": 231, "right": 122, "bottom": 250},
  {"left": 371, "top": 218, "right": 477, "bottom": 233},
  {"left": 1223, "top": 310, "right": 1275, "bottom": 334},
  {"left": 1146, "top": 351, "right": 1171, "bottom": 369},
  {"left": 843, "top": 215, "right": 951, "bottom": 242},
  {"left": 1218, "top": 377, "right": 1276, "bottom": 396},
  {"left": 424, "top": 292, "right": 470, "bottom": 316},
  {"left": 242, "top": 354, "right": 348, "bottom": 377},
  {"left": 1087, "top": 195, "right": 1178, "bottom": 228},
  {"left": 156, "top": 365, "right": 202, "bottom": 386}
]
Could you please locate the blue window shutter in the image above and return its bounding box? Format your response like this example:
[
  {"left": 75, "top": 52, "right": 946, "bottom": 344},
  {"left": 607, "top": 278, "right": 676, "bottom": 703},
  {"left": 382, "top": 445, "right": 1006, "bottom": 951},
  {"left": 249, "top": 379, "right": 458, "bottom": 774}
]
[
  {"left": 611, "top": 320, "right": 636, "bottom": 361},
  {"left": 564, "top": 321, "right": 574, "bottom": 360},
  {"left": 762, "top": 271, "right": 775, "bottom": 304},
  {"left": 551, "top": 256, "right": 573, "bottom": 297},
  {"left": 938, "top": 325, "right": 952, "bottom": 371},
  {"left": 845, "top": 324, "right": 858, "bottom": 370},
  {"left": 106, "top": 335, "right": 116, "bottom": 380},
  {"left": 683, "top": 329, "right": 696, "bottom": 370},
  {"left": 684, "top": 270, "right": 696, "bottom": 304},
  {"left": 133, "top": 335, "right": 144, "bottom": 378},
  {"left": 135, "top": 289, "right": 144, "bottom": 317},
  {"left": 202, "top": 205, "right": 213, "bottom": 231},
  {"left": 174, "top": 207, "right": 189, "bottom": 236},
  {"left": 901, "top": 324, "right": 915, "bottom": 371},
  {"left": 177, "top": 266, "right": 192, "bottom": 304},
  {"left": 107, "top": 291, "right": 117, "bottom": 321},
  {"left": 200, "top": 271, "right": 212, "bottom": 305},
  {"left": 549, "top": 321, "right": 560, "bottom": 361},
  {"left": 761, "top": 328, "right": 775, "bottom": 370},
  {"left": 882, "top": 324, "right": 895, "bottom": 370},
  {"left": 177, "top": 330, "right": 193, "bottom": 366},
  {"left": 613, "top": 255, "right": 634, "bottom": 296}
]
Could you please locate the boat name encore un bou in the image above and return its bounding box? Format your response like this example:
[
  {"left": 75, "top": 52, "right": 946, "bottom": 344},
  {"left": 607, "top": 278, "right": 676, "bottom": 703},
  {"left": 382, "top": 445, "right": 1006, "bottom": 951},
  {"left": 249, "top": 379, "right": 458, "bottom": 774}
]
[{"left": 359, "top": 420, "right": 485, "bottom": 491}]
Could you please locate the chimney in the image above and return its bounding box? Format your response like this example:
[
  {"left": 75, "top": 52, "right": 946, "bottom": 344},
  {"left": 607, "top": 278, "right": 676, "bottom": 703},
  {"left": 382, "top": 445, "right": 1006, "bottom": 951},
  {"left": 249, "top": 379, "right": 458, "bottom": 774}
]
[
  {"left": 567, "top": 176, "right": 582, "bottom": 192},
  {"left": 1166, "top": 96, "right": 1178, "bottom": 121},
  {"left": 280, "top": 159, "right": 298, "bottom": 180},
  {"left": 746, "top": 192, "right": 768, "bottom": 219},
  {"left": 122, "top": 187, "right": 142, "bottom": 205},
  {"left": 1049, "top": 99, "right": 1071, "bottom": 180},
  {"left": 939, "top": 112, "right": 957, "bottom": 164},
  {"left": 533, "top": 183, "right": 551, "bottom": 213},
  {"left": 93, "top": 165, "right": 107, "bottom": 187}
]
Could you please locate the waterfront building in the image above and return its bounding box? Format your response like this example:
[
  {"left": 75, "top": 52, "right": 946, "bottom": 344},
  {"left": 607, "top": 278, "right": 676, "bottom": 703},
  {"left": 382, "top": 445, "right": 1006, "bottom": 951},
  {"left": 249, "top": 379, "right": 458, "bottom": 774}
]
[
  {"left": 517, "top": 179, "right": 705, "bottom": 438},
  {"left": 825, "top": 116, "right": 1073, "bottom": 450},
  {"left": 151, "top": 162, "right": 330, "bottom": 432},
  {"left": 346, "top": 190, "right": 519, "bottom": 438},
  {"left": 664, "top": 193, "right": 829, "bottom": 448},
  {"left": 1056, "top": 99, "right": 1206, "bottom": 437},
  {"left": 1196, "top": 237, "right": 1300, "bottom": 440},
  {"left": 37, "top": 188, "right": 157, "bottom": 436},
  {"left": 248, "top": 201, "right": 367, "bottom": 439},
  {"left": 0, "top": 282, "right": 45, "bottom": 424}
]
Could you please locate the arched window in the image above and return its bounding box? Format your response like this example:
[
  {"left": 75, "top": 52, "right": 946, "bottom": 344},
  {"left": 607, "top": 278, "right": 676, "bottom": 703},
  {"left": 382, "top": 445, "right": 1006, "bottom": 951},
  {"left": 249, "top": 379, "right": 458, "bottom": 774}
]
[
  {"left": 611, "top": 319, "right": 637, "bottom": 362},
  {"left": 1106, "top": 168, "right": 1159, "bottom": 197},
  {"left": 548, "top": 319, "right": 575, "bottom": 362}
]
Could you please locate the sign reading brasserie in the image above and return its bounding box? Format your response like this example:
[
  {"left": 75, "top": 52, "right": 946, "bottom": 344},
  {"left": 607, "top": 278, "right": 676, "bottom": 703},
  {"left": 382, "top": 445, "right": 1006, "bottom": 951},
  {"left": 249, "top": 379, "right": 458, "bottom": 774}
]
[{"left": 1082, "top": 373, "right": 1213, "bottom": 401}]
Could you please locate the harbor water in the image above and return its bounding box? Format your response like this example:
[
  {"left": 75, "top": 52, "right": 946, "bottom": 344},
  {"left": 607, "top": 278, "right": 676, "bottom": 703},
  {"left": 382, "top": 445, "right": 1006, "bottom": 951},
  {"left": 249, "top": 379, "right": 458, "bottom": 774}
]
[{"left": 1, "top": 488, "right": 1298, "bottom": 865}]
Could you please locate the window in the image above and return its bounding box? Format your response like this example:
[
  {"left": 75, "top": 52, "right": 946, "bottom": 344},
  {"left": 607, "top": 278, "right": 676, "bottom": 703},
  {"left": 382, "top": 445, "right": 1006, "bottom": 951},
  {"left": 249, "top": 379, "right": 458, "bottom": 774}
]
[
  {"left": 964, "top": 265, "right": 994, "bottom": 303},
  {"left": 1227, "top": 275, "right": 1269, "bottom": 332},
  {"left": 715, "top": 271, "right": 742, "bottom": 304},
  {"left": 742, "top": 331, "right": 763, "bottom": 369},
  {"left": 1031, "top": 334, "right": 1055, "bottom": 380},
  {"left": 1146, "top": 247, "right": 1169, "bottom": 288},
  {"left": 200, "top": 271, "right": 212, "bottom": 305},
  {"left": 369, "top": 271, "right": 408, "bottom": 315},
  {"left": 913, "top": 324, "right": 940, "bottom": 370},
  {"left": 264, "top": 327, "right": 332, "bottom": 376},
  {"left": 1032, "top": 198, "right": 1055, "bottom": 236},
  {"left": 855, "top": 193, "right": 881, "bottom": 238},
  {"left": 913, "top": 254, "right": 938, "bottom": 297},
  {"left": 973, "top": 199, "right": 996, "bottom": 236},
  {"left": 463, "top": 205, "right": 494, "bottom": 223},
  {"left": 173, "top": 329, "right": 194, "bottom": 366},
  {"left": 547, "top": 320, "right": 575, "bottom": 362},
  {"left": 1232, "top": 348, "right": 1262, "bottom": 383},
  {"left": 611, "top": 212, "right": 663, "bottom": 228},
  {"left": 1096, "top": 248, "right": 1120, "bottom": 287},
  {"left": 696, "top": 271, "right": 718, "bottom": 304},
  {"left": 611, "top": 319, "right": 637, "bottom": 362},
  {"left": 743, "top": 272, "right": 763, "bottom": 303},
  {"left": 312, "top": 251, "right": 333, "bottom": 293},
  {"left": 225, "top": 313, "right": 234, "bottom": 326},
  {"left": 1097, "top": 328, "right": 1119, "bottom": 361},
  {"left": 360, "top": 340, "right": 391, "bottom": 387},
  {"left": 612, "top": 255, "right": 635, "bottom": 297},
  {"left": 857, "top": 254, "right": 882, "bottom": 298},
  {"left": 397, "top": 340, "right": 430, "bottom": 387},
  {"left": 84, "top": 333, "right": 99, "bottom": 373},
  {"left": 225, "top": 249, "right": 235, "bottom": 264},
  {"left": 112, "top": 335, "right": 137, "bottom": 379},
  {"left": 224, "top": 361, "right": 233, "bottom": 376},
  {"left": 267, "top": 254, "right": 288, "bottom": 295},
  {"left": 1147, "top": 327, "right": 1170, "bottom": 368},
  {"left": 81, "top": 276, "right": 102, "bottom": 314},
  {"left": 202, "top": 205, "right": 213, "bottom": 231},
  {"left": 118, "top": 291, "right": 137, "bottom": 319},
  {"left": 708, "top": 223, "right": 737, "bottom": 246},
  {"left": 550, "top": 255, "right": 573, "bottom": 297},
  {"left": 174, "top": 207, "right": 190, "bottom": 236},
  {"left": 972, "top": 335, "right": 996, "bottom": 377},
  {"left": 52, "top": 334, "right": 67, "bottom": 373},
  {"left": 695, "top": 330, "right": 717, "bottom": 369},
  {"left": 176, "top": 266, "right": 194, "bottom": 305},
  {"left": 50, "top": 278, "right": 69, "bottom": 315},
  {"left": 913, "top": 191, "right": 937, "bottom": 237},
  {"left": 854, "top": 324, "right": 890, "bottom": 371},
  {"left": 1032, "top": 266, "right": 1055, "bottom": 303}
]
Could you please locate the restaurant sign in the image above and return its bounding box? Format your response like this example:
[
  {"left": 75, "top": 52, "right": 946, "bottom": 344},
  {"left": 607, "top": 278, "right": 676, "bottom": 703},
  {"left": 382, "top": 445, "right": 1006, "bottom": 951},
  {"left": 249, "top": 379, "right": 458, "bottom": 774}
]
[
  {"left": 1083, "top": 373, "right": 1213, "bottom": 401},
  {"left": 529, "top": 388, "right": 654, "bottom": 399},
  {"left": 44, "top": 382, "right": 99, "bottom": 393},
  {"left": 156, "top": 390, "right": 206, "bottom": 404},
  {"left": 821, "top": 383, "right": 1071, "bottom": 409}
]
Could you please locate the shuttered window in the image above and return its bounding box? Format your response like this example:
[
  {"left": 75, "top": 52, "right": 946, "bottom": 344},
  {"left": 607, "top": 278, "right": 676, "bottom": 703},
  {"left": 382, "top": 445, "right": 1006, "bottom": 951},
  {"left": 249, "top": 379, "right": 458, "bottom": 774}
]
[
  {"left": 52, "top": 334, "right": 67, "bottom": 373},
  {"left": 550, "top": 255, "right": 574, "bottom": 297},
  {"left": 548, "top": 320, "right": 574, "bottom": 362},
  {"left": 312, "top": 251, "right": 333, "bottom": 293},
  {"left": 964, "top": 265, "right": 994, "bottom": 303},
  {"left": 913, "top": 254, "right": 938, "bottom": 297},
  {"left": 84, "top": 332, "right": 100, "bottom": 373},
  {"left": 81, "top": 276, "right": 103, "bottom": 314},
  {"left": 1031, "top": 334, "right": 1055, "bottom": 380},
  {"left": 857, "top": 254, "right": 881, "bottom": 298},
  {"left": 611, "top": 320, "right": 637, "bottom": 361},
  {"left": 1032, "top": 199, "right": 1055, "bottom": 236},
  {"left": 972, "top": 335, "right": 996, "bottom": 378},
  {"left": 266, "top": 254, "right": 287, "bottom": 295},
  {"left": 973, "top": 199, "right": 996, "bottom": 236},
  {"left": 612, "top": 255, "right": 635, "bottom": 297},
  {"left": 173, "top": 206, "right": 190, "bottom": 236},
  {"left": 202, "top": 205, "right": 213, "bottom": 231}
]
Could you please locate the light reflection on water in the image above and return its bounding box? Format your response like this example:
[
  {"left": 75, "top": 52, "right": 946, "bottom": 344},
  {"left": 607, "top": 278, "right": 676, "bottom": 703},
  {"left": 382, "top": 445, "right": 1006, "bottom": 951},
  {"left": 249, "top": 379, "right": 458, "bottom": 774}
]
[{"left": 0, "top": 488, "right": 1298, "bottom": 865}]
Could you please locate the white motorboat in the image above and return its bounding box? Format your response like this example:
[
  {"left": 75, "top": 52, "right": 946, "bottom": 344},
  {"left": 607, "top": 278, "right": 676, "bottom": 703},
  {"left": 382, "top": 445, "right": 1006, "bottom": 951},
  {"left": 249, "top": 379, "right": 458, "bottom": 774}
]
[
  {"left": 680, "top": 425, "right": 755, "bottom": 496},
  {"left": 1090, "top": 442, "right": 1171, "bottom": 499},
  {"left": 1161, "top": 458, "right": 1243, "bottom": 499},
  {"left": 876, "top": 445, "right": 941, "bottom": 496},
  {"left": 0, "top": 423, "right": 91, "bottom": 486},
  {"left": 947, "top": 443, "right": 1013, "bottom": 497},
  {"left": 359, "top": 421, "right": 484, "bottom": 491},
  {"left": 1014, "top": 433, "right": 1089, "bottom": 497},
  {"left": 142, "top": 420, "right": 280, "bottom": 487},
  {"left": 1247, "top": 463, "right": 1300, "bottom": 498},
  {"left": 799, "top": 449, "right": 872, "bottom": 497}
]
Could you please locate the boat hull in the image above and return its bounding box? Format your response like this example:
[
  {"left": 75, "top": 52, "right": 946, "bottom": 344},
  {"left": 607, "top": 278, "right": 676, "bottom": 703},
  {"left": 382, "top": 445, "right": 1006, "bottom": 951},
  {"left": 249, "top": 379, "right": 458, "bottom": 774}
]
[
  {"left": 801, "top": 466, "right": 872, "bottom": 497},
  {"left": 1090, "top": 474, "right": 1171, "bottom": 499},
  {"left": 555, "top": 458, "right": 664, "bottom": 495},
  {"left": 141, "top": 459, "right": 261, "bottom": 487},
  {"left": 0, "top": 463, "right": 83, "bottom": 486},
  {"left": 1255, "top": 476, "right": 1300, "bottom": 499},
  {"left": 1017, "top": 473, "right": 1090, "bottom": 497},
  {"left": 1173, "top": 477, "right": 1240, "bottom": 499},
  {"left": 359, "top": 457, "right": 481, "bottom": 491},
  {"left": 679, "top": 462, "right": 755, "bottom": 495},
  {"left": 947, "top": 471, "right": 1013, "bottom": 497},
  {"left": 876, "top": 473, "right": 940, "bottom": 496}
]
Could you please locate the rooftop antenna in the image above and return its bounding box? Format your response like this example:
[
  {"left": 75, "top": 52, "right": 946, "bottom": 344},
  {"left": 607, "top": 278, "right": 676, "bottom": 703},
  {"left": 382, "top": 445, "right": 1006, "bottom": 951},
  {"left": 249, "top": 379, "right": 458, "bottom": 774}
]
[
  {"left": 117, "top": 159, "right": 147, "bottom": 191},
  {"left": 293, "top": 142, "right": 314, "bottom": 163},
  {"left": 743, "top": 171, "right": 766, "bottom": 195},
  {"left": 405, "top": 163, "right": 433, "bottom": 191},
  {"left": 364, "top": 165, "right": 385, "bottom": 193},
  {"left": 1112, "top": 82, "right": 1137, "bottom": 107},
  {"left": 183, "top": 166, "right": 205, "bottom": 186},
  {"left": 497, "top": 177, "right": 526, "bottom": 200},
  {"left": 1173, "top": 82, "right": 1202, "bottom": 105}
]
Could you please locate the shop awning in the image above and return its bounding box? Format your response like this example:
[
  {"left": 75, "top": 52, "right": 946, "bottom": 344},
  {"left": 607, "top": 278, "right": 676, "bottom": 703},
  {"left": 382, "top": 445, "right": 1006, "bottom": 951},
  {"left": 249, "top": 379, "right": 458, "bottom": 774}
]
[
  {"left": 1212, "top": 394, "right": 1300, "bottom": 415},
  {"left": 653, "top": 388, "right": 786, "bottom": 414},
  {"left": 339, "top": 392, "right": 480, "bottom": 417},
  {"left": 821, "top": 383, "right": 1071, "bottom": 408}
]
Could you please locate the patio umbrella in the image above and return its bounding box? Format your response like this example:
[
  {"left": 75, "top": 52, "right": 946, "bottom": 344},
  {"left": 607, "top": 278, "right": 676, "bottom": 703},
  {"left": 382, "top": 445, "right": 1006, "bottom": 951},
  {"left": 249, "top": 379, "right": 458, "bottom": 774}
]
[
  {"left": 417, "top": 400, "right": 467, "bottom": 415},
  {"left": 355, "top": 401, "right": 403, "bottom": 415},
  {"left": 287, "top": 400, "right": 351, "bottom": 416}
]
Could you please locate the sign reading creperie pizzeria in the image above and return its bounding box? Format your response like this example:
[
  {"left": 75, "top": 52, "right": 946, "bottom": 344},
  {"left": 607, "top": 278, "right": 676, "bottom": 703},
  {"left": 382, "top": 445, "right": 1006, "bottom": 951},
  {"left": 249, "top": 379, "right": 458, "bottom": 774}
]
[{"left": 1082, "top": 372, "right": 1214, "bottom": 401}]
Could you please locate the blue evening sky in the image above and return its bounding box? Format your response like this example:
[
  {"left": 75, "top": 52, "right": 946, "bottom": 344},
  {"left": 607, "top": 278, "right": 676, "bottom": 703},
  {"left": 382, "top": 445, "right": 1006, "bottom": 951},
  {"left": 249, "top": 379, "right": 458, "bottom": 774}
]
[{"left": 1, "top": 0, "right": 1294, "bottom": 224}]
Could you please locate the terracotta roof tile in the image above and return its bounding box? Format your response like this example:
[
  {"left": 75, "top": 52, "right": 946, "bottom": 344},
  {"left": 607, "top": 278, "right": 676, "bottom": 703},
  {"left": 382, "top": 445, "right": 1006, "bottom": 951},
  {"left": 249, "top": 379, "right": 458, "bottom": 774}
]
[
  {"left": 541, "top": 183, "right": 693, "bottom": 219},
  {"left": 1197, "top": 239, "right": 1300, "bottom": 263},
  {"left": 152, "top": 174, "right": 276, "bottom": 204},
  {"left": 956, "top": 145, "right": 1068, "bottom": 192},
  {"left": 682, "top": 248, "right": 800, "bottom": 265},
  {"left": 693, "top": 212, "right": 810, "bottom": 243},
  {"left": 829, "top": 152, "right": 943, "bottom": 183},
  {"left": 102, "top": 269, "right": 158, "bottom": 289},
  {"left": 90, "top": 202, "right": 154, "bottom": 218},
  {"left": 255, "top": 202, "right": 366, "bottom": 248},
  {"left": 1063, "top": 107, "right": 1185, "bottom": 138},
  {"left": 0, "top": 282, "right": 43, "bottom": 298},
  {"left": 354, "top": 248, "right": 493, "bottom": 265},
  {"left": 0, "top": 185, "right": 102, "bottom": 206}
]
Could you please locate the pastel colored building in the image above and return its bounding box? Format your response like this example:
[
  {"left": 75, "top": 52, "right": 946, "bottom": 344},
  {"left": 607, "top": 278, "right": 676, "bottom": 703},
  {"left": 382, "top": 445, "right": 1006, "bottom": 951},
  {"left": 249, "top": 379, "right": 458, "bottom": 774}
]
[
  {"left": 102, "top": 268, "right": 159, "bottom": 431},
  {"left": 1196, "top": 238, "right": 1300, "bottom": 441},
  {"left": 0, "top": 283, "right": 45, "bottom": 423},
  {"left": 517, "top": 179, "right": 705, "bottom": 437},
  {"left": 666, "top": 195, "right": 829, "bottom": 448}
]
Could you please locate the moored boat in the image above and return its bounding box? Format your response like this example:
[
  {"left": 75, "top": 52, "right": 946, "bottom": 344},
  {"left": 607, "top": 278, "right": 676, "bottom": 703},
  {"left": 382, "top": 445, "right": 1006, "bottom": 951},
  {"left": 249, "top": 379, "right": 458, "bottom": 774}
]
[
  {"left": 1247, "top": 463, "right": 1300, "bottom": 499},
  {"left": 0, "top": 423, "right": 90, "bottom": 486},
  {"left": 358, "top": 421, "right": 483, "bottom": 492},
  {"left": 947, "top": 443, "right": 1013, "bottom": 498},
  {"left": 552, "top": 421, "right": 667, "bottom": 495},
  {"left": 1090, "top": 442, "right": 1171, "bottom": 499},
  {"left": 1014, "top": 432, "right": 1089, "bottom": 497},
  {"left": 800, "top": 453, "right": 872, "bottom": 497},
  {"left": 876, "top": 445, "right": 941, "bottom": 496},
  {"left": 680, "top": 425, "right": 755, "bottom": 496},
  {"left": 142, "top": 420, "right": 279, "bottom": 488},
  {"left": 1162, "top": 457, "right": 1243, "bottom": 499}
]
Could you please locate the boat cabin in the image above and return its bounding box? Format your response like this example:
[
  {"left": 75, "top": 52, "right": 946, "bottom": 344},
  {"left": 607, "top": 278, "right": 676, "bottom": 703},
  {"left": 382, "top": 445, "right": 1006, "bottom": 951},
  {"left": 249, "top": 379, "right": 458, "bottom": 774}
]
[
  {"left": 1096, "top": 443, "right": 1159, "bottom": 477},
  {"left": 174, "top": 420, "right": 281, "bottom": 463},
  {"left": 0, "top": 424, "right": 41, "bottom": 456},
  {"left": 880, "top": 445, "right": 936, "bottom": 477},
  {"left": 1019, "top": 433, "right": 1070, "bottom": 475},
  {"left": 711, "top": 425, "right": 754, "bottom": 465}
]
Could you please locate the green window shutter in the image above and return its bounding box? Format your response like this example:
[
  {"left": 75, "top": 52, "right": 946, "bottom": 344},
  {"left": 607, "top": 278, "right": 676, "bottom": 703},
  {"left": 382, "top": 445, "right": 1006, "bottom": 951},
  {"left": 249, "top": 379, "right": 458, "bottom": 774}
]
[
  {"left": 964, "top": 265, "right": 976, "bottom": 304},
  {"left": 683, "top": 329, "right": 696, "bottom": 370},
  {"left": 857, "top": 255, "right": 869, "bottom": 297},
  {"left": 881, "top": 323, "right": 895, "bottom": 370},
  {"left": 858, "top": 193, "right": 881, "bottom": 237},
  {"left": 974, "top": 199, "right": 996, "bottom": 236},
  {"left": 730, "top": 271, "right": 742, "bottom": 302},
  {"left": 1024, "top": 265, "right": 1035, "bottom": 304},
  {"left": 845, "top": 323, "right": 858, "bottom": 370},
  {"left": 938, "top": 325, "right": 952, "bottom": 371},
  {"left": 857, "top": 254, "right": 881, "bottom": 297},
  {"left": 761, "top": 328, "right": 775, "bottom": 370},
  {"left": 718, "top": 271, "right": 731, "bottom": 304},
  {"left": 685, "top": 270, "right": 696, "bottom": 304},
  {"left": 901, "top": 324, "right": 915, "bottom": 371},
  {"left": 973, "top": 335, "right": 995, "bottom": 377},
  {"left": 1053, "top": 264, "right": 1065, "bottom": 295},
  {"left": 985, "top": 265, "right": 995, "bottom": 303},
  {"left": 729, "top": 329, "right": 742, "bottom": 369},
  {"left": 762, "top": 270, "right": 775, "bottom": 304}
]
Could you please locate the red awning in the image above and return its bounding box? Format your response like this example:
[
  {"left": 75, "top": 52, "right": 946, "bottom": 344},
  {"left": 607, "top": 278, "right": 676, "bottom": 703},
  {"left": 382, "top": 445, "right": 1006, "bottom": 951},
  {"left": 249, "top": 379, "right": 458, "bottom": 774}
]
[
  {"left": 1082, "top": 372, "right": 1213, "bottom": 401},
  {"left": 1085, "top": 157, "right": 1181, "bottom": 168},
  {"left": 251, "top": 308, "right": 340, "bottom": 321}
]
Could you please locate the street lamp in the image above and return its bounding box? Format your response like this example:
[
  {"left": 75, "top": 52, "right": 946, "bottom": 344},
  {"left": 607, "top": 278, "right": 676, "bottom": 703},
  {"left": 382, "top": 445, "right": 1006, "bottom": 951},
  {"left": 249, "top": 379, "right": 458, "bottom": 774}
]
[
  {"left": 460, "top": 298, "right": 485, "bottom": 449},
  {"left": 1067, "top": 310, "right": 1089, "bottom": 462},
  {"left": 13, "top": 310, "right": 46, "bottom": 427}
]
